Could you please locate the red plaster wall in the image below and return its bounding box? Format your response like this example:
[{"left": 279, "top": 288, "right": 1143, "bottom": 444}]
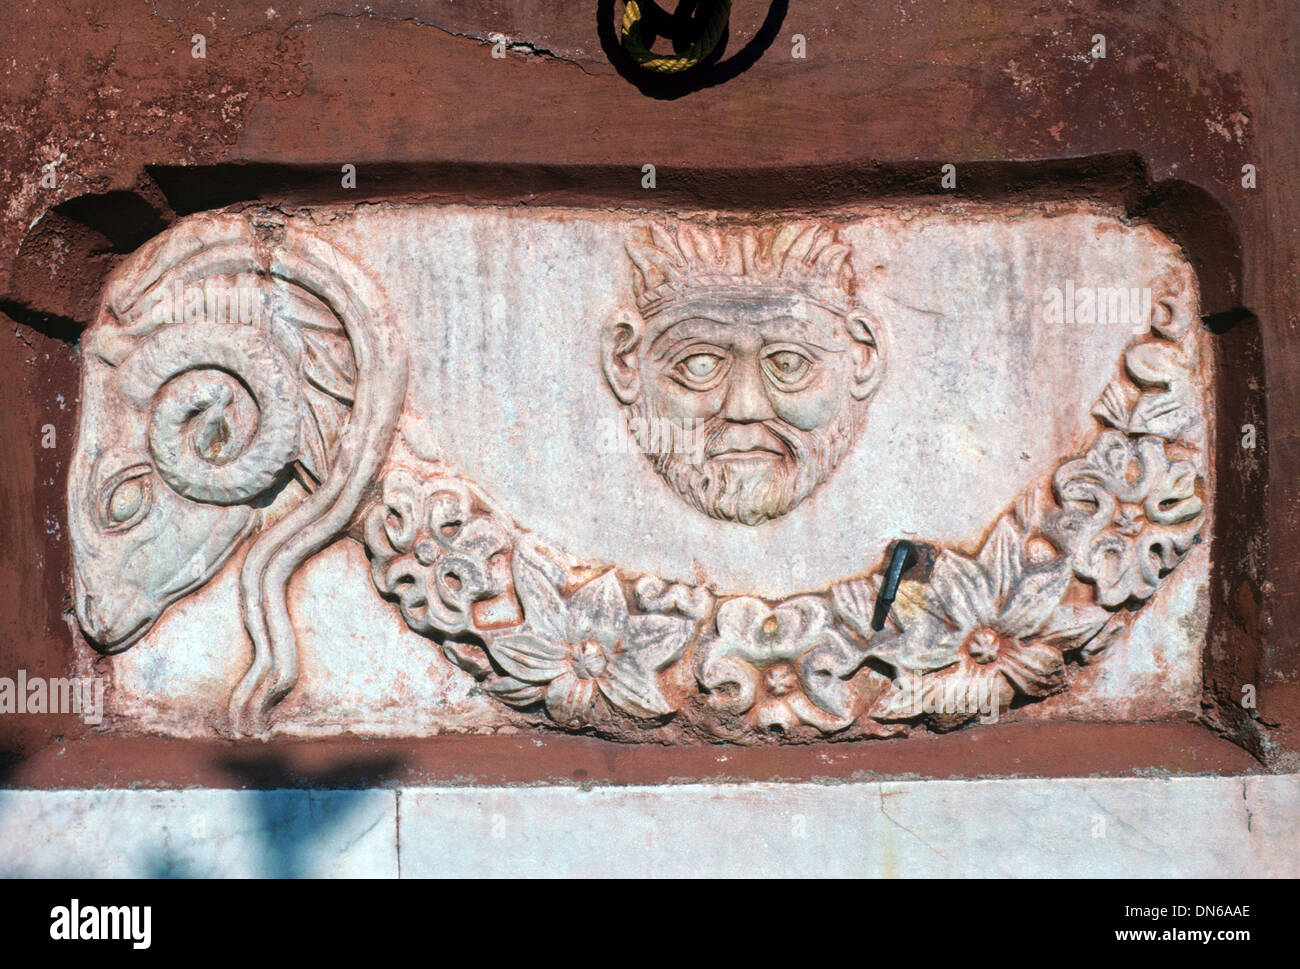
[{"left": 1, "top": 1, "right": 1295, "bottom": 785}]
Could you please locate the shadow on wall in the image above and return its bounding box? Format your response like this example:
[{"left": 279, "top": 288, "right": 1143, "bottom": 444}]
[
  {"left": 145, "top": 755, "right": 406, "bottom": 878},
  {"left": 0, "top": 747, "right": 19, "bottom": 788},
  {"left": 597, "top": 0, "right": 789, "bottom": 99},
  {"left": 140, "top": 791, "right": 376, "bottom": 879},
  {"left": 0, "top": 754, "right": 404, "bottom": 878}
]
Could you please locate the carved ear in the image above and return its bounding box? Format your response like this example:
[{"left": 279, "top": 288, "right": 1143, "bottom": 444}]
[
  {"left": 846, "top": 308, "right": 886, "bottom": 401},
  {"left": 601, "top": 310, "right": 643, "bottom": 405}
]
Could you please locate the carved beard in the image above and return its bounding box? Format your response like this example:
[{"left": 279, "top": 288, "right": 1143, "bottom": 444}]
[{"left": 626, "top": 394, "right": 867, "bottom": 525}]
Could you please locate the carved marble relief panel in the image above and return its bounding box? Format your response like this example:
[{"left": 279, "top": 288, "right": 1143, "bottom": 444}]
[{"left": 68, "top": 202, "right": 1212, "bottom": 742}]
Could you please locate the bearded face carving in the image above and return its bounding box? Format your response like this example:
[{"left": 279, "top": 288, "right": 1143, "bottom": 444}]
[{"left": 600, "top": 220, "right": 887, "bottom": 526}]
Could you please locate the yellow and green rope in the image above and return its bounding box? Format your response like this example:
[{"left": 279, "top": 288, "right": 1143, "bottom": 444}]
[{"left": 620, "top": 0, "right": 733, "bottom": 73}]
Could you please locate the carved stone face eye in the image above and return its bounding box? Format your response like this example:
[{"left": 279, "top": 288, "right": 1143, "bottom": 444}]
[
  {"left": 671, "top": 348, "right": 727, "bottom": 389},
  {"left": 762, "top": 347, "right": 814, "bottom": 388},
  {"left": 685, "top": 355, "right": 718, "bottom": 377},
  {"left": 99, "top": 465, "right": 153, "bottom": 533}
]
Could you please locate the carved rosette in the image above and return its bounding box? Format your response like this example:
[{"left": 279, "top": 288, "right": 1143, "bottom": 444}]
[
  {"left": 362, "top": 469, "right": 515, "bottom": 637},
  {"left": 695, "top": 596, "right": 880, "bottom": 736}
]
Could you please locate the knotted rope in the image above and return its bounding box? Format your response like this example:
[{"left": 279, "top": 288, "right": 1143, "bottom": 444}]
[{"left": 620, "top": 0, "right": 733, "bottom": 73}]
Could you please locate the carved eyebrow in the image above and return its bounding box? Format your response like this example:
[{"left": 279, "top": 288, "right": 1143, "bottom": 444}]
[
  {"left": 648, "top": 314, "right": 849, "bottom": 359},
  {"left": 757, "top": 317, "right": 847, "bottom": 351},
  {"left": 648, "top": 319, "right": 736, "bottom": 360}
]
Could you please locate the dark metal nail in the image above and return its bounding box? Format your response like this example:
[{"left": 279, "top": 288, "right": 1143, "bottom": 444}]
[{"left": 872, "top": 540, "right": 917, "bottom": 631}]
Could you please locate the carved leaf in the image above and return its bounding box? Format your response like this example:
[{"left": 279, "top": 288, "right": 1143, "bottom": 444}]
[
  {"left": 488, "top": 633, "right": 568, "bottom": 684},
  {"left": 868, "top": 626, "right": 963, "bottom": 675},
  {"left": 483, "top": 676, "right": 546, "bottom": 708},
  {"left": 866, "top": 582, "right": 964, "bottom": 673},
  {"left": 442, "top": 640, "right": 493, "bottom": 679},
  {"left": 979, "top": 516, "right": 1023, "bottom": 606},
  {"left": 994, "top": 557, "right": 1071, "bottom": 639},
  {"left": 1092, "top": 379, "right": 1136, "bottom": 432},
  {"left": 510, "top": 546, "right": 570, "bottom": 644},
  {"left": 566, "top": 570, "right": 630, "bottom": 643},
  {"left": 830, "top": 573, "right": 882, "bottom": 642},
  {"left": 546, "top": 674, "right": 599, "bottom": 724},
  {"left": 1124, "top": 342, "right": 1195, "bottom": 441},
  {"left": 928, "top": 551, "right": 994, "bottom": 632},
  {"left": 268, "top": 281, "right": 357, "bottom": 484},
  {"left": 1036, "top": 604, "right": 1110, "bottom": 652},
  {"left": 601, "top": 655, "right": 676, "bottom": 717},
  {"left": 625, "top": 613, "right": 693, "bottom": 670},
  {"left": 997, "top": 643, "right": 1067, "bottom": 697}
]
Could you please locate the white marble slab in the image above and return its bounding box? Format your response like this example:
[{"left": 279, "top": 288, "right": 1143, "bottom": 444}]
[
  {"left": 2, "top": 775, "right": 1295, "bottom": 878},
  {"left": 0, "top": 788, "right": 397, "bottom": 877}
]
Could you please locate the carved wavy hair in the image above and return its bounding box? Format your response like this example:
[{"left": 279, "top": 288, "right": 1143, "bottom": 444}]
[{"left": 625, "top": 219, "right": 857, "bottom": 316}]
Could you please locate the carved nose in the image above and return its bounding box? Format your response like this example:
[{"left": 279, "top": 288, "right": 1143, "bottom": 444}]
[
  {"left": 74, "top": 574, "right": 101, "bottom": 635},
  {"left": 79, "top": 592, "right": 121, "bottom": 644},
  {"left": 722, "top": 362, "right": 776, "bottom": 423},
  {"left": 80, "top": 592, "right": 98, "bottom": 630},
  {"left": 75, "top": 584, "right": 153, "bottom": 652}
]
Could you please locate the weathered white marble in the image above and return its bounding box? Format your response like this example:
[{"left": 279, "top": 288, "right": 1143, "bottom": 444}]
[
  {"left": 398, "top": 777, "right": 1293, "bottom": 878},
  {"left": 0, "top": 788, "right": 397, "bottom": 877},
  {"left": 106, "top": 541, "right": 526, "bottom": 737},
  {"left": 367, "top": 205, "right": 1201, "bottom": 595},
  {"left": 3, "top": 775, "right": 1295, "bottom": 878},
  {"left": 70, "top": 203, "right": 1211, "bottom": 741}
]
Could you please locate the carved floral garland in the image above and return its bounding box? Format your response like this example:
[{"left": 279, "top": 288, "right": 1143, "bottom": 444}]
[{"left": 356, "top": 267, "right": 1208, "bottom": 743}]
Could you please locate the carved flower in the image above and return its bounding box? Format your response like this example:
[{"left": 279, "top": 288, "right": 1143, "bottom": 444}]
[
  {"left": 363, "top": 469, "right": 513, "bottom": 636},
  {"left": 484, "top": 566, "right": 692, "bottom": 725},
  {"left": 870, "top": 517, "right": 1109, "bottom": 726},
  {"left": 696, "top": 596, "right": 866, "bottom": 734},
  {"left": 1049, "top": 431, "right": 1203, "bottom": 607}
]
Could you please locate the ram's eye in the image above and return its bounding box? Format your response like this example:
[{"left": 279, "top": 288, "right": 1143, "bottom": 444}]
[
  {"left": 109, "top": 479, "right": 144, "bottom": 522},
  {"left": 99, "top": 466, "right": 153, "bottom": 533},
  {"left": 763, "top": 349, "right": 813, "bottom": 386}
]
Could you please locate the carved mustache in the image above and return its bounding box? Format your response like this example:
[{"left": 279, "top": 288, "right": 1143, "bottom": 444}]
[{"left": 703, "top": 420, "right": 801, "bottom": 461}]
